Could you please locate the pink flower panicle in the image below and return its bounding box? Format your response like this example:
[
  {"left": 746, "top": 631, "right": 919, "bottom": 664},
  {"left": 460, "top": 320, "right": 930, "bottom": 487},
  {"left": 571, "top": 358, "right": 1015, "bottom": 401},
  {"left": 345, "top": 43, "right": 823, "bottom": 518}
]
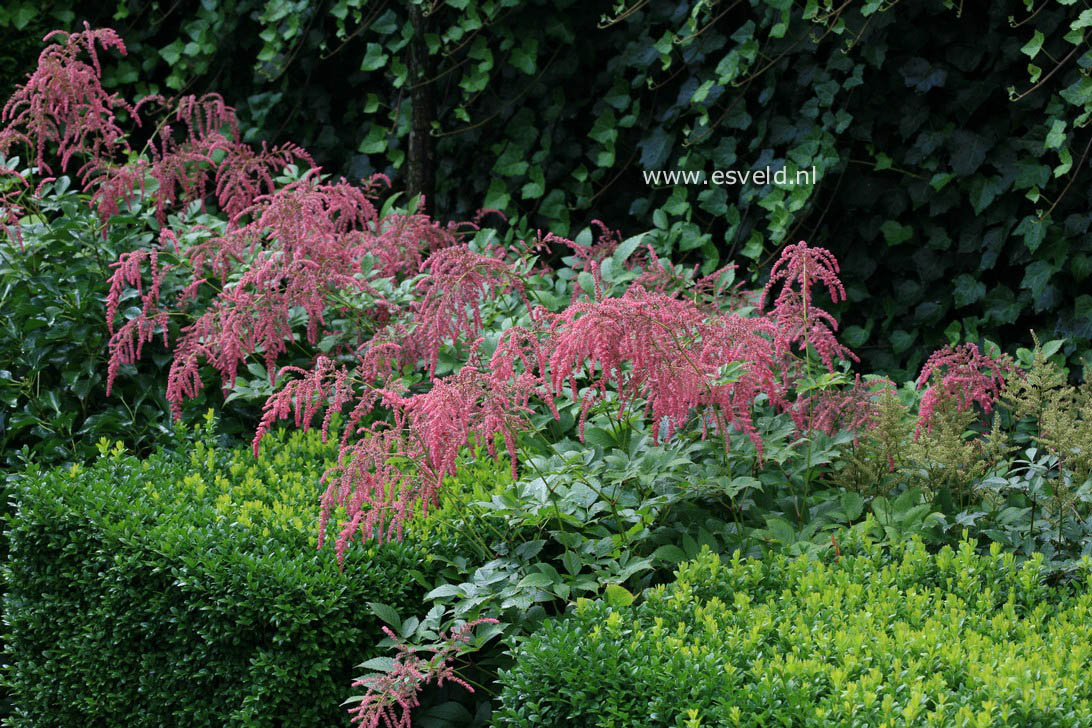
[
  {"left": 104, "top": 233, "right": 175, "bottom": 396},
  {"left": 411, "top": 246, "right": 529, "bottom": 378},
  {"left": 757, "top": 241, "right": 857, "bottom": 379},
  {"left": 768, "top": 287, "right": 858, "bottom": 374},
  {"left": 915, "top": 342, "right": 1014, "bottom": 437},
  {"left": 347, "top": 618, "right": 499, "bottom": 728},
  {"left": 251, "top": 356, "right": 362, "bottom": 457},
  {"left": 215, "top": 140, "right": 314, "bottom": 222},
  {"left": 761, "top": 240, "right": 846, "bottom": 313},
  {"left": 126, "top": 178, "right": 382, "bottom": 419},
  {"left": 546, "top": 288, "right": 785, "bottom": 454},
  {"left": 489, "top": 316, "right": 560, "bottom": 423},
  {"left": 85, "top": 93, "right": 237, "bottom": 224},
  {"left": 0, "top": 24, "right": 131, "bottom": 176},
  {"left": 366, "top": 206, "right": 456, "bottom": 278},
  {"left": 791, "top": 375, "right": 895, "bottom": 440},
  {"left": 169, "top": 92, "right": 239, "bottom": 145},
  {"left": 317, "top": 366, "right": 532, "bottom": 555}
]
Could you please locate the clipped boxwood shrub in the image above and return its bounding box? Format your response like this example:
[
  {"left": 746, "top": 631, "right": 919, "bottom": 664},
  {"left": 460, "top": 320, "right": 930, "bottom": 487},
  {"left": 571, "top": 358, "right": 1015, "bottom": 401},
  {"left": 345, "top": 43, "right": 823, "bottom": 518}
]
[
  {"left": 496, "top": 537, "right": 1092, "bottom": 727},
  {"left": 3, "top": 414, "right": 460, "bottom": 727}
]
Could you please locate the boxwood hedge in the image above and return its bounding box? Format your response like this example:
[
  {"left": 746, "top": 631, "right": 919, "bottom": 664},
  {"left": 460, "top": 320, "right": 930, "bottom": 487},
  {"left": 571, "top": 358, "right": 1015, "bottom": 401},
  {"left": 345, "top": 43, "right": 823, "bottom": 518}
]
[
  {"left": 3, "top": 415, "right": 458, "bottom": 727},
  {"left": 496, "top": 536, "right": 1092, "bottom": 728}
]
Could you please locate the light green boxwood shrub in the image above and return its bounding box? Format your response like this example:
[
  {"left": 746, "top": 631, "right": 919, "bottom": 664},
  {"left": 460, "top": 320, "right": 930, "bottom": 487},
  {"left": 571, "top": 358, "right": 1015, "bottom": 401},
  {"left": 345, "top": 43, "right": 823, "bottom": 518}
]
[
  {"left": 3, "top": 415, "right": 460, "bottom": 727},
  {"left": 496, "top": 536, "right": 1092, "bottom": 728}
]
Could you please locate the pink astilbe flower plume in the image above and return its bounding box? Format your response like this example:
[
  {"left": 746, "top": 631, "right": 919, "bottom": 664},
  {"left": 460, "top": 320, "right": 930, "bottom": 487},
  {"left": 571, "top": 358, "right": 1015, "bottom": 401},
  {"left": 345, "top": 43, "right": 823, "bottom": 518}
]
[
  {"left": 545, "top": 288, "right": 785, "bottom": 453},
  {"left": 761, "top": 240, "right": 846, "bottom": 313},
  {"left": 411, "top": 246, "right": 529, "bottom": 378},
  {"left": 791, "top": 374, "right": 896, "bottom": 439},
  {"left": 117, "top": 176, "right": 389, "bottom": 420},
  {"left": 365, "top": 207, "right": 457, "bottom": 278},
  {"left": 317, "top": 367, "right": 533, "bottom": 552},
  {"left": 489, "top": 313, "right": 560, "bottom": 422},
  {"left": 84, "top": 93, "right": 238, "bottom": 223},
  {"left": 167, "top": 92, "right": 239, "bottom": 143},
  {"left": 759, "top": 241, "right": 857, "bottom": 377},
  {"left": 915, "top": 342, "right": 1014, "bottom": 437},
  {"left": 768, "top": 287, "right": 858, "bottom": 374},
  {"left": 214, "top": 140, "right": 314, "bottom": 222},
  {"left": 104, "top": 231, "right": 176, "bottom": 396},
  {"left": 0, "top": 24, "right": 131, "bottom": 175}
]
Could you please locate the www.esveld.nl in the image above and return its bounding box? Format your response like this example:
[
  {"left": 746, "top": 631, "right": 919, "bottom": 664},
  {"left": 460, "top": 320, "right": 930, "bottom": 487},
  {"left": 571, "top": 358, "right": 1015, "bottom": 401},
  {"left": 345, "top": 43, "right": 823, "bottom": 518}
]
[{"left": 643, "top": 165, "right": 818, "bottom": 186}]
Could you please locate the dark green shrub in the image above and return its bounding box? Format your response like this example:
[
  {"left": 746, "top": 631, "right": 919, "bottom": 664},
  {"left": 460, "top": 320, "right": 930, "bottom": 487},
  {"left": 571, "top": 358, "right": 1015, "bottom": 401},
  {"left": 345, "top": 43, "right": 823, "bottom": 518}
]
[
  {"left": 3, "top": 414, "right": 455, "bottom": 727},
  {"left": 0, "top": 175, "right": 261, "bottom": 472},
  {"left": 495, "top": 537, "right": 1092, "bottom": 727}
]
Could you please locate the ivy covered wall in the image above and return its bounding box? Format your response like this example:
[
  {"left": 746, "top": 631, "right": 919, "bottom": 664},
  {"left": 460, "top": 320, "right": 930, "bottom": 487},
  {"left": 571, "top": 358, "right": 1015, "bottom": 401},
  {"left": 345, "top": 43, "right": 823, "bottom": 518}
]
[{"left": 2, "top": 0, "right": 1091, "bottom": 379}]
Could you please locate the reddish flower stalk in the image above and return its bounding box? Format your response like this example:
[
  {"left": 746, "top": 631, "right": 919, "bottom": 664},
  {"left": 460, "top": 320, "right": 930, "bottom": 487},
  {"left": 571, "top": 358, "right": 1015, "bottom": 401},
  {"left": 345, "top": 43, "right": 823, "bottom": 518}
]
[
  {"left": 347, "top": 619, "right": 499, "bottom": 728},
  {"left": 915, "top": 342, "right": 1014, "bottom": 437}
]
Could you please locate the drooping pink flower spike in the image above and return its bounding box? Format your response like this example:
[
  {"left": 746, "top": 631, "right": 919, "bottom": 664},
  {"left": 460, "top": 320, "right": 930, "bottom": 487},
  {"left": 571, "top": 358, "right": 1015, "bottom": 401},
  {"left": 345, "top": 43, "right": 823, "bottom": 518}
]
[
  {"left": 914, "top": 342, "right": 1015, "bottom": 438},
  {"left": 0, "top": 23, "right": 132, "bottom": 176},
  {"left": 759, "top": 240, "right": 856, "bottom": 373},
  {"left": 760, "top": 240, "right": 847, "bottom": 314}
]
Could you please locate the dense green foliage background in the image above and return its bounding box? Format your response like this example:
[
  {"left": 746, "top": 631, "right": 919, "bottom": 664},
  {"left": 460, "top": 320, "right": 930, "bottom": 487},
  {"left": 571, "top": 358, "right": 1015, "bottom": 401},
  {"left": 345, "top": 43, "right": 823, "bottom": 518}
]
[
  {"left": 4, "top": 4, "right": 1092, "bottom": 725},
  {"left": 4, "top": 0, "right": 1092, "bottom": 380}
]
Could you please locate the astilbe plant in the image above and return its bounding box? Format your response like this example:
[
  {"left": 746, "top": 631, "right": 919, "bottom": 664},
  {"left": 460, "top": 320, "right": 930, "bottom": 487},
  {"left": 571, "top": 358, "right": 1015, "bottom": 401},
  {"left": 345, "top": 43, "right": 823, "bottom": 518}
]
[
  {"left": 1003, "top": 341, "right": 1092, "bottom": 483},
  {"left": 0, "top": 23, "right": 319, "bottom": 236},
  {"left": 760, "top": 240, "right": 857, "bottom": 375},
  {"left": 107, "top": 174, "right": 394, "bottom": 418},
  {"left": 346, "top": 619, "right": 498, "bottom": 728},
  {"left": 792, "top": 374, "right": 897, "bottom": 440},
  {"left": 834, "top": 385, "right": 912, "bottom": 496},
  {"left": 411, "top": 245, "right": 529, "bottom": 378},
  {"left": 545, "top": 288, "right": 787, "bottom": 451},
  {"left": 312, "top": 365, "right": 536, "bottom": 553}
]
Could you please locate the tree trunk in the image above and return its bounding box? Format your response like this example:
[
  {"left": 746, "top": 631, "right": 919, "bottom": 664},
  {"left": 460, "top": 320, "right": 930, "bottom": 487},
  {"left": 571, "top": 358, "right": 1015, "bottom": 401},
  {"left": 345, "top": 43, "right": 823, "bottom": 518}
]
[{"left": 406, "top": 3, "right": 434, "bottom": 211}]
